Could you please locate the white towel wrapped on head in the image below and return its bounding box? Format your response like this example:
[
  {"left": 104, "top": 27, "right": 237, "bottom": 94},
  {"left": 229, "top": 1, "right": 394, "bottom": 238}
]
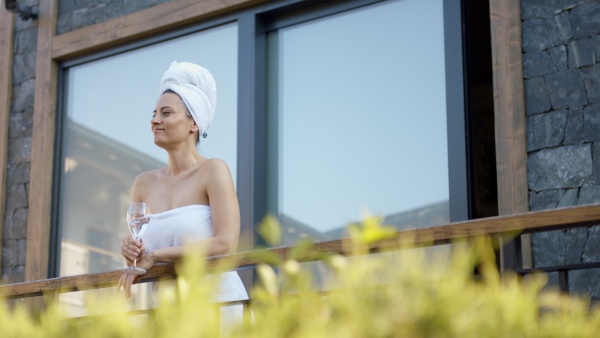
[{"left": 159, "top": 61, "right": 217, "bottom": 136}]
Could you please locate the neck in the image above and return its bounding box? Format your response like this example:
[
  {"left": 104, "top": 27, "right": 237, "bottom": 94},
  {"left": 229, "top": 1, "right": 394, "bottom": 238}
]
[{"left": 165, "top": 143, "right": 203, "bottom": 175}]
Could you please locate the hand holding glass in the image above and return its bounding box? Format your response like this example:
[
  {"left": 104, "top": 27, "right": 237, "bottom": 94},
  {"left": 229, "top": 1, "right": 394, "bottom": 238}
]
[{"left": 123, "top": 202, "right": 150, "bottom": 275}]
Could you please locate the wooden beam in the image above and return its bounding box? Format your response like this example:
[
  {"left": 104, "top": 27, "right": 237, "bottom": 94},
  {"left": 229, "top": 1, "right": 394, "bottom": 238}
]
[
  {"left": 5, "top": 203, "right": 600, "bottom": 299},
  {"left": 489, "top": 0, "right": 530, "bottom": 268},
  {"left": 25, "top": 0, "right": 58, "bottom": 282},
  {"left": 0, "top": 7, "right": 16, "bottom": 267},
  {"left": 51, "top": 0, "right": 272, "bottom": 60},
  {"left": 489, "top": 0, "right": 528, "bottom": 216}
]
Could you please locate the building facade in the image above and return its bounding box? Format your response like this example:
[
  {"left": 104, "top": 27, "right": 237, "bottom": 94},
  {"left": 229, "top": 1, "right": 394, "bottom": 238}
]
[{"left": 1, "top": 0, "right": 598, "bottom": 302}]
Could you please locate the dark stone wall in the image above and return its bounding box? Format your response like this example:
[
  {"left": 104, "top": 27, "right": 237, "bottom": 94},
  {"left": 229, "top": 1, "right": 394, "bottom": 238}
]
[
  {"left": 522, "top": 0, "right": 600, "bottom": 299},
  {"left": 1, "top": 0, "right": 172, "bottom": 283},
  {"left": 56, "top": 0, "right": 172, "bottom": 35},
  {"left": 2, "top": 0, "right": 39, "bottom": 284}
]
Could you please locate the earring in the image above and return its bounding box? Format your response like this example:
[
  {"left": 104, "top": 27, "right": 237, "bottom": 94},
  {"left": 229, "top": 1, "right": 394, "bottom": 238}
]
[{"left": 202, "top": 132, "right": 208, "bottom": 138}]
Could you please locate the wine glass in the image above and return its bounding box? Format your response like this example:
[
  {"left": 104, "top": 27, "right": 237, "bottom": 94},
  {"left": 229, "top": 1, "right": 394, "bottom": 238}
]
[{"left": 122, "top": 202, "right": 150, "bottom": 275}]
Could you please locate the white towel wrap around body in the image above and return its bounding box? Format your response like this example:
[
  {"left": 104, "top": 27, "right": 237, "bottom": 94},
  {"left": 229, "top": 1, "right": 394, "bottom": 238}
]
[{"left": 141, "top": 204, "right": 249, "bottom": 303}]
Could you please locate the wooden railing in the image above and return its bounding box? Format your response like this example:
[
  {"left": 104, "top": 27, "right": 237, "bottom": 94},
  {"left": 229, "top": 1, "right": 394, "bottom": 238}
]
[{"left": 3, "top": 204, "right": 600, "bottom": 300}]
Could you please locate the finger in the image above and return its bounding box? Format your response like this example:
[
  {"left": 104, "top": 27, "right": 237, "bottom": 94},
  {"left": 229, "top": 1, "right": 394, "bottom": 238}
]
[
  {"left": 123, "top": 237, "right": 140, "bottom": 253},
  {"left": 126, "top": 250, "right": 138, "bottom": 262},
  {"left": 127, "top": 242, "right": 143, "bottom": 256},
  {"left": 121, "top": 275, "right": 129, "bottom": 293},
  {"left": 129, "top": 244, "right": 140, "bottom": 256},
  {"left": 125, "top": 275, "right": 135, "bottom": 298},
  {"left": 120, "top": 248, "right": 135, "bottom": 262},
  {"left": 129, "top": 246, "right": 143, "bottom": 260},
  {"left": 121, "top": 244, "right": 140, "bottom": 261},
  {"left": 126, "top": 275, "right": 134, "bottom": 298},
  {"left": 121, "top": 241, "right": 134, "bottom": 259},
  {"left": 125, "top": 237, "right": 141, "bottom": 250},
  {"left": 128, "top": 236, "right": 143, "bottom": 248},
  {"left": 116, "top": 275, "right": 124, "bottom": 293}
]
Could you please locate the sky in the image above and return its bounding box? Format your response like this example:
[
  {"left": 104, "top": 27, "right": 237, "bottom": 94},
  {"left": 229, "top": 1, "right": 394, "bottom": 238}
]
[
  {"left": 277, "top": 0, "right": 449, "bottom": 231},
  {"left": 64, "top": 0, "right": 449, "bottom": 234}
]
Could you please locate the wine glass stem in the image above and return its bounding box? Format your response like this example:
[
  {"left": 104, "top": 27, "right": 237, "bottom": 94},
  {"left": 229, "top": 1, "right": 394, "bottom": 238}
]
[{"left": 133, "top": 258, "right": 137, "bottom": 268}]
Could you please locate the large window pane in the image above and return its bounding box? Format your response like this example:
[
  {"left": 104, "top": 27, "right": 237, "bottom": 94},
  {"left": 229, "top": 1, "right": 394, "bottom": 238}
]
[
  {"left": 271, "top": 0, "right": 449, "bottom": 243},
  {"left": 57, "top": 23, "right": 237, "bottom": 313}
]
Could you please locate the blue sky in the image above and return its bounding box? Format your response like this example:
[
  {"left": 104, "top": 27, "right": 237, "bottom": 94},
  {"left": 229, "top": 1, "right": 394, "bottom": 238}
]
[{"left": 277, "top": 0, "right": 448, "bottom": 231}]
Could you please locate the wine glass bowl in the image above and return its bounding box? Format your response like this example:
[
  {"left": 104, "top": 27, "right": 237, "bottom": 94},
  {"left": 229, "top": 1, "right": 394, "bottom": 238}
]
[{"left": 122, "top": 202, "right": 150, "bottom": 275}]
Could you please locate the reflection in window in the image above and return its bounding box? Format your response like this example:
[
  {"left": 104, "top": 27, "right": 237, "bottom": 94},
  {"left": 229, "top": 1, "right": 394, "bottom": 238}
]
[
  {"left": 271, "top": 0, "right": 449, "bottom": 245},
  {"left": 57, "top": 23, "right": 237, "bottom": 315}
]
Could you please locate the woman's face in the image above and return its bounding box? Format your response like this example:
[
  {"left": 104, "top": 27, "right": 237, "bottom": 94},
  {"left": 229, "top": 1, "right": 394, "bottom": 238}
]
[{"left": 151, "top": 92, "right": 198, "bottom": 148}]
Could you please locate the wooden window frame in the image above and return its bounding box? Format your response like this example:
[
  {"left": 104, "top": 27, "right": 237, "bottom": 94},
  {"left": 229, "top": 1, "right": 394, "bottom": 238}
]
[{"left": 7, "top": 0, "right": 526, "bottom": 282}]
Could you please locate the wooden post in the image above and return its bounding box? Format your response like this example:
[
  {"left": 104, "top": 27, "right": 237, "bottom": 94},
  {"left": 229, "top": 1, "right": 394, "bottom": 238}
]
[
  {"left": 489, "top": 0, "right": 530, "bottom": 270},
  {"left": 26, "top": 0, "right": 58, "bottom": 283},
  {"left": 0, "top": 5, "right": 16, "bottom": 268}
]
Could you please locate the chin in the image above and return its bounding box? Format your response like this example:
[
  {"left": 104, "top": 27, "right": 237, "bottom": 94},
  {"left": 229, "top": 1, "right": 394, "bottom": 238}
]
[{"left": 153, "top": 138, "right": 168, "bottom": 149}]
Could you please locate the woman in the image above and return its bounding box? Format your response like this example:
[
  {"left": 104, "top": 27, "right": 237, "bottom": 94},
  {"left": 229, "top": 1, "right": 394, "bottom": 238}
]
[{"left": 117, "top": 61, "right": 248, "bottom": 308}]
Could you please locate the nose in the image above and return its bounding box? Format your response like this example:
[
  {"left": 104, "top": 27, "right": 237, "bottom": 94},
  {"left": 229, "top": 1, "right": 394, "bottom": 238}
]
[{"left": 151, "top": 114, "right": 161, "bottom": 126}]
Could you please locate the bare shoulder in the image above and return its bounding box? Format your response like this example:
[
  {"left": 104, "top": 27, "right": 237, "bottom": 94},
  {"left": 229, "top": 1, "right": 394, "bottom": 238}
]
[
  {"left": 132, "top": 168, "right": 163, "bottom": 194},
  {"left": 199, "top": 158, "right": 234, "bottom": 186},
  {"left": 134, "top": 168, "right": 162, "bottom": 185},
  {"left": 132, "top": 168, "right": 165, "bottom": 201},
  {"left": 201, "top": 158, "right": 232, "bottom": 175}
]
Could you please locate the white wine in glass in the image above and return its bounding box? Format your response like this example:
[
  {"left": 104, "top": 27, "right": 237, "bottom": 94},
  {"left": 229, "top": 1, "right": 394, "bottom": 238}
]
[{"left": 122, "top": 202, "right": 150, "bottom": 275}]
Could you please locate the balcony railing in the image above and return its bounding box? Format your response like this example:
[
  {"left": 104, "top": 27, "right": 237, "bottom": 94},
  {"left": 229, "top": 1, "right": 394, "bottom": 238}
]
[{"left": 2, "top": 204, "right": 600, "bottom": 312}]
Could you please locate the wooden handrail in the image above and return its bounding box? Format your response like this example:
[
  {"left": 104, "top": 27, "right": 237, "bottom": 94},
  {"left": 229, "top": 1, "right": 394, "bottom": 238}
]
[{"left": 3, "top": 204, "right": 600, "bottom": 300}]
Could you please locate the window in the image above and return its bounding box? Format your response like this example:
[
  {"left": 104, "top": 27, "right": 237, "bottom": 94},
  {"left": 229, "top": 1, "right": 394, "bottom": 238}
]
[
  {"left": 55, "top": 23, "right": 238, "bottom": 284},
  {"left": 266, "top": 0, "right": 451, "bottom": 244}
]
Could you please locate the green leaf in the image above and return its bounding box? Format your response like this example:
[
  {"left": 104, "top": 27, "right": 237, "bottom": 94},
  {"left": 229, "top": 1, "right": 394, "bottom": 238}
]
[
  {"left": 289, "top": 238, "right": 316, "bottom": 260},
  {"left": 257, "top": 214, "right": 283, "bottom": 246},
  {"left": 348, "top": 212, "right": 397, "bottom": 245},
  {"left": 244, "top": 250, "right": 283, "bottom": 266}
]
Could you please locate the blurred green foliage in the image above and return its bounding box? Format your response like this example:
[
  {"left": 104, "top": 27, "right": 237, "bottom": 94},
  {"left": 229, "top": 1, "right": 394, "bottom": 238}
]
[{"left": 2, "top": 214, "right": 600, "bottom": 337}]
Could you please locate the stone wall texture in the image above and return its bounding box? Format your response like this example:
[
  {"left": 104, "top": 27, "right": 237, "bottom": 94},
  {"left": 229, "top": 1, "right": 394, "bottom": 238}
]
[
  {"left": 2, "top": 0, "right": 39, "bottom": 284},
  {"left": 522, "top": 0, "right": 600, "bottom": 299},
  {"left": 1, "top": 0, "right": 172, "bottom": 283},
  {"left": 56, "top": 0, "right": 172, "bottom": 35}
]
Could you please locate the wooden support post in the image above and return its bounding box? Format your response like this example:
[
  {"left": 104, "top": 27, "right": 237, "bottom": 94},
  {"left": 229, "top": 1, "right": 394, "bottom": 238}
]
[
  {"left": 489, "top": 0, "right": 530, "bottom": 271},
  {"left": 26, "top": 0, "right": 58, "bottom": 283},
  {"left": 0, "top": 4, "right": 16, "bottom": 267}
]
